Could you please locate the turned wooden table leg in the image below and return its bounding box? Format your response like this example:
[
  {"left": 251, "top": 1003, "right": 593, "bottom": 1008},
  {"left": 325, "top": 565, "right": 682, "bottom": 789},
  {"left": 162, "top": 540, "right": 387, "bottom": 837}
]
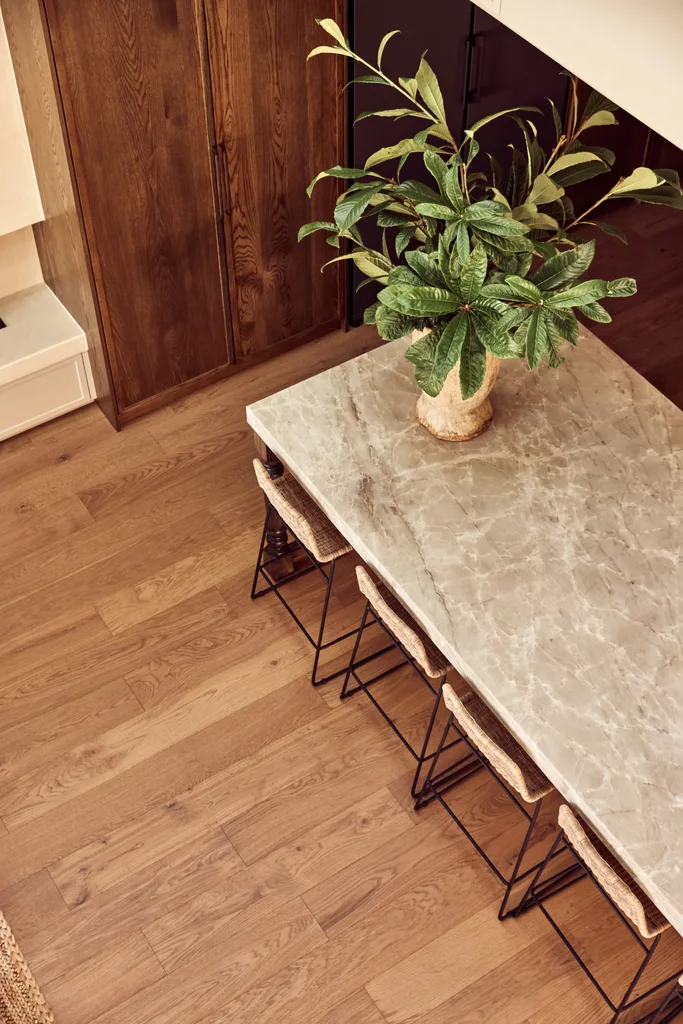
[{"left": 253, "top": 433, "right": 294, "bottom": 578}]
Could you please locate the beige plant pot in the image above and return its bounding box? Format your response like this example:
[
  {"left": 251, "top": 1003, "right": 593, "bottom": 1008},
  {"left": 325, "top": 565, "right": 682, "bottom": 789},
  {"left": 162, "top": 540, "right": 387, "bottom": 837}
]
[{"left": 412, "top": 330, "right": 500, "bottom": 442}]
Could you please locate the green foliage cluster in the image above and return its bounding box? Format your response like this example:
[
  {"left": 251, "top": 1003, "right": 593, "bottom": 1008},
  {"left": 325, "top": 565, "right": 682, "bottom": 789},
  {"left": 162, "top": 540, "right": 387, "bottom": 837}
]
[{"left": 300, "top": 19, "right": 683, "bottom": 398}]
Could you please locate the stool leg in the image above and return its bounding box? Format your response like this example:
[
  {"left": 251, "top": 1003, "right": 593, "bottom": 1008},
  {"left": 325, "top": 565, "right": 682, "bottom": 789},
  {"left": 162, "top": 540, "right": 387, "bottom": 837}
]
[
  {"left": 610, "top": 934, "right": 661, "bottom": 1024},
  {"left": 340, "top": 600, "right": 371, "bottom": 700},
  {"left": 498, "top": 797, "right": 542, "bottom": 921},
  {"left": 250, "top": 506, "right": 271, "bottom": 599},
  {"left": 411, "top": 681, "right": 445, "bottom": 800},
  {"left": 414, "top": 709, "right": 454, "bottom": 809},
  {"left": 311, "top": 558, "right": 336, "bottom": 686},
  {"left": 651, "top": 981, "right": 683, "bottom": 1024}
]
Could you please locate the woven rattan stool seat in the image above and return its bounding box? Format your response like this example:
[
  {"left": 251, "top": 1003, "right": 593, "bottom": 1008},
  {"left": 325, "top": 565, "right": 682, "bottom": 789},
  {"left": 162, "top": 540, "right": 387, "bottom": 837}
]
[
  {"left": 356, "top": 566, "right": 450, "bottom": 679},
  {"left": 558, "top": 805, "right": 669, "bottom": 939},
  {"left": 443, "top": 684, "right": 553, "bottom": 803},
  {"left": 253, "top": 460, "right": 352, "bottom": 564}
]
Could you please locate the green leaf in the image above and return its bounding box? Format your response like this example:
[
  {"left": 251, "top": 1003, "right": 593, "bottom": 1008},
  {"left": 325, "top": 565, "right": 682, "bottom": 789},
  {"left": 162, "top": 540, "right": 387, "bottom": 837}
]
[
  {"left": 467, "top": 106, "right": 540, "bottom": 136},
  {"left": 377, "top": 29, "right": 400, "bottom": 66},
  {"left": 423, "top": 151, "right": 449, "bottom": 198},
  {"left": 467, "top": 214, "right": 529, "bottom": 237},
  {"left": 544, "top": 317, "right": 565, "bottom": 368},
  {"left": 548, "top": 151, "right": 605, "bottom": 177},
  {"left": 607, "top": 276, "right": 637, "bottom": 298},
  {"left": 471, "top": 311, "right": 520, "bottom": 358},
  {"left": 378, "top": 284, "right": 458, "bottom": 316},
  {"left": 525, "top": 309, "right": 548, "bottom": 369},
  {"left": 388, "top": 265, "right": 422, "bottom": 286},
  {"left": 545, "top": 279, "right": 610, "bottom": 309},
  {"left": 577, "top": 110, "right": 618, "bottom": 133},
  {"left": 414, "top": 201, "right": 459, "bottom": 220},
  {"left": 528, "top": 173, "right": 565, "bottom": 206},
  {"left": 352, "top": 248, "right": 393, "bottom": 281},
  {"left": 552, "top": 159, "right": 610, "bottom": 188},
  {"left": 549, "top": 309, "right": 579, "bottom": 345},
  {"left": 392, "top": 179, "right": 443, "bottom": 205},
  {"left": 307, "top": 45, "right": 350, "bottom": 60},
  {"left": 531, "top": 241, "right": 595, "bottom": 290},
  {"left": 578, "top": 301, "right": 612, "bottom": 323},
  {"left": 609, "top": 182, "right": 683, "bottom": 209},
  {"left": 458, "top": 330, "right": 487, "bottom": 399},
  {"left": 315, "top": 18, "right": 348, "bottom": 47},
  {"left": 608, "top": 167, "right": 662, "bottom": 196},
  {"left": 363, "top": 302, "right": 379, "bottom": 325},
  {"left": 415, "top": 55, "right": 447, "bottom": 122},
  {"left": 582, "top": 88, "right": 618, "bottom": 122},
  {"left": 395, "top": 228, "right": 414, "bottom": 259},
  {"left": 355, "top": 108, "right": 430, "bottom": 124},
  {"left": 405, "top": 331, "right": 445, "bottom": 397},
  {"left": 466, "top": 137, "right": 480, "bottom": 166},
  {"left": 504, "top": 276, "right": 543, "bottom": 302},
  {"left": 306, "top": 166, "right": 373, "bottom": 197},
  {"left": 459, "top": 244, "right": 488, "bottom": 303},
  {"left": 444, "top": 166, "right": 464, "bottom": 210},
  {"left": 466, "top": 199, "right": 510, "bottom": 220},
  {"left": 297, "top": 220, "right": 338, "bottom": 242},
  {"left": 346, "top": 74, "right": 388, "bottom": 87},
  {"left": 584, "top": 220, "right": 628, "bottom": 244},
  {"left": 455, "top": 221, "right": 470, "bottom": 263},
  {"left": 326, "top": 234, "right": 340, "bottom": 248},
  {"left": 334, "top": 182, "right": 386, "bottom": 231},
  {"left": 405, "top": 250, "right": 445, "bottom": 287},
  {"left": 375, "top": 302, "right": 417, "bottom": 340},
  {"left": 547, "top": 97, "right": 563, "bottom": 143},
  {"left": 365, "top": 139, "right": 433, "bottom": 171},
  {"left": 435, "top": 314, "right": 468, "bottom": 377},
  {"left": 499, "top": 306, "right": 532, "bottom": 332},
  {"left": 399, "top": 76, "right": 418, "bottom": 100}
]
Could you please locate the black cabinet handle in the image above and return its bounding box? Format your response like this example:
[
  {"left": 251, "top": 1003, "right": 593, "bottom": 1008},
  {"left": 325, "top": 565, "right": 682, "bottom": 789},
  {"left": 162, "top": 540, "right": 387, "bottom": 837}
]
[
  {"left": 467, "top": 32, "right": 485, "bottom": 104},
  {"left": 219, "top": 142, "right": 232, "bottom": 217}
]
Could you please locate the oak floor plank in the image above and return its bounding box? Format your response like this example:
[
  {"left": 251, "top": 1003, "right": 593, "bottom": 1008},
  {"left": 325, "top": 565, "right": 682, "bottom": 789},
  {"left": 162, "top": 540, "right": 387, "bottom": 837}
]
[
  {"left": 143, "top": 787, "right": 413, "bottom": 973},
  {"left": 41, "top": 930, "right": 166, "bottom": 1024},
  {"left": 0, "top": 494, "right": 93, "bottom": 569},
  {"left": 0, "top": 870, "right": 68, "bottom": 944}
]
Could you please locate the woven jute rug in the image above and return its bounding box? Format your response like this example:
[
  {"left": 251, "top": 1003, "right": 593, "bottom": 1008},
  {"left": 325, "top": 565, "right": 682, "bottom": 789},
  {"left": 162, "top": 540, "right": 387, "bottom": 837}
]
[{"left": 0, "top": 911, "right": 55, "bottom": 1024}]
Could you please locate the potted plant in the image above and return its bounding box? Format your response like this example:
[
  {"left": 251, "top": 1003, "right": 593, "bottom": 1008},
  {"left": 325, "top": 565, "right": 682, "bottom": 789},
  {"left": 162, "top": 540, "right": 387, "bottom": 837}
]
[{"left": 299, "top": 19, "right": 683, "bottom": 440}]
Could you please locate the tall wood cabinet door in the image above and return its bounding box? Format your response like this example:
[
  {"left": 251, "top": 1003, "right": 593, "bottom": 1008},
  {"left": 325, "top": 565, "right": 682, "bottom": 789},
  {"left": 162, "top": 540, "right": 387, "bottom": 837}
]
[
  {"left": 205, "top": 0, "right": 344, "bottom": 361},
  {"left": 43, "top": 0, "right": 232, "bottom": 413}
]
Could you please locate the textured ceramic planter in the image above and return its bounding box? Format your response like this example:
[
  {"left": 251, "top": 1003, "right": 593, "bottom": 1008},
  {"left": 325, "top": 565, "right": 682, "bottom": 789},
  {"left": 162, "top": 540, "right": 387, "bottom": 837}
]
[{"left": 413, "top": 330, "right": 500, "bottom": 441}]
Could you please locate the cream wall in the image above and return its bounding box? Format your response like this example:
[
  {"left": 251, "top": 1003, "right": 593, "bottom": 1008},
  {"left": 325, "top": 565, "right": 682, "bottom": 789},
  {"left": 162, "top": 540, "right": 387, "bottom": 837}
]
[
  {"left": 473, "top": 0, "right": 683, "bottom": 150},
  {"left": 0, "top": 227, "right": 43, "bottom": 298}
]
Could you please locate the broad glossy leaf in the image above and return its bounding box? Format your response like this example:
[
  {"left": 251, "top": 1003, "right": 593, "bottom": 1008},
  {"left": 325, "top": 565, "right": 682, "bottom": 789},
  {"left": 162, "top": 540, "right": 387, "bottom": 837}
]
[
  {"left": 414, "top": 123, "right": 453, "bottom": 145},
  {"left": 326, "top": 234, "right": 340, "bottom": 248},
  {"left": 377, "top": 210, "right": 415, "bottom": 228},
  {"left": 549, "top": 309, "right": 579, "bottom": 345},
  {"left": 657, "top": 168, "right": 681, "bottom": 188},
  {"left": 458, "top": 244, "right": 488, "bottom": 303},
  {"left": 499, "top": 306, "right": 532, "bottom": 332},
  {"left": 528, "top": 173, "right": 565, "bottom": 206},
  {"left": 307, "top": 166, "right": 371, "bottom": 197},
  {"left": 395, "top": 228, "right": 414, "bottom": 259},
  {"left": 582, "top": 88, "right": 618, "bottom": 121},
  {"left": 347, "top": 74, "right": 387, "bottom": 87},
  {"left": 544, "top": 318, "right": 565, "bottom": 368},
  {"left": 471, "top": 311, "right": 520, "bottom": 358},
  {"left": 466, "top": 106, "right": 541, "bottom": 136},
  {"left": 455, "top": 221, "right": 470, "bottom": 263},
  {"left": 355, "top": 108, "right": 430, "bottom": 123},
  {"left": 466, "top": 199, "right": 510, "bottom": 221},
  {"left": 363, "top": 302, "right": 378, "bottom": 325},
  {"left": 405, "top": 331, "right": 445, "bottom": 397},
  {"left": 474, "top": 228, "right": 534, "bottom": 254},
  {"left": 307, "top": 45, "right": 349, "bottom": 60},
  {"left": 315, "top": 18, "right": 348, "bottom": 46},
  {"left": 298, "top": 220, "right": 337, "bottom": 242},
  {"left": 392, "top": 179, "right": 443, "bottom": 205},
  {"left": 578, "top": 301, "right": 612, "bottom": 323},
  {"left": 334, "top": 182, "right": 386, "bottom": 231},
  {"left": 479, "top": 282, "right": 514, "bottom": 299},
  {"left": 607, "top": 277, "right": 637, "bottom": 297},
  {"left": 466, "top": 137, "right": 480, "bottom": 166},
  {"left": 548, "top": 151, "right": 605, "bottom": 177},
  {"left": 525, "top": 309, "right": 548, "bottom": 369},
  {"left": 467, "top": 214, "right": 529, "bottom": 237},
  {"left": 531, "top": 241, "right": 595, "bottom": 290},
  {"left": 611, "top": 183, "right": 683, "bottom": 209},
  {"left": 415, "top": 55, "right": 447, "bottom": 122},
  {"left": 414, "top": 202, "right": 459, "bottom": 220},
  {"left": 507, "top": 146, "right": 528, "bottom": 208},
  {"left": 552, "top": 160, "right": 610, "bottom": 188},
  {"left": 458, "top": 331, "right": 487, "bottom": 399},
  {"left": 445, "top": 166, "right": 464, "bottom": 211},
  {"left": 375, "top": 302, "right": 417, "bottom": 340},
  {"left": 378, "top": 284, "right": 458, "bottom": 316},
  {"left": 377, "top": 29, "right": 400, "bottom": 66},
  {"left": 435, "top": 314, "right": 468, "bottom": 377},
  {"left": 521, "top": 211, "right": 559, "bottom": 232},
  {"left": 352, "top": 248, "right": 393, "bottom": 281},
  {"left": 547, "top": 97, "right": 563, "bottom": 143},
  {"left": 545, "top": 279, "right": 610, "bottom": 309},
  {"left": 365, "top": 140, "right": 432, "bottom": 171},
  {"left": 388, "top": 265, "right": 422, "bottom": 286},
  {"left": 609, "top": 167, "right": 661, "bottom": 195},
  {"left": 504, "top": 276, "right": 543, "bottom": 302},
  {"left": 577, "top": 110, "right": 618, "bottom": 133},
  {"left": 423, "top": 151, "right": 449, "bottom": 197},
  {"left": 405, "top": 250, "right": 445, "bottom": 287},
  {"left": 399, "top": 76, "right": 418, "bottom": 99},
  {"left": 585, "top": 220, "right": 628, "bottom": 244}
]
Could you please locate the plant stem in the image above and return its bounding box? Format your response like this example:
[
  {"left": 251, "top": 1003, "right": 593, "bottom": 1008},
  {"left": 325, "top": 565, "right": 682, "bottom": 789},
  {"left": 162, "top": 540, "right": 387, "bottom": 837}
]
[
  {"left": 564, "top": 186, "right": 616, "bottom": 233},
  {"left": 543, "top": 134, "right": 567, "bottom": 175}
]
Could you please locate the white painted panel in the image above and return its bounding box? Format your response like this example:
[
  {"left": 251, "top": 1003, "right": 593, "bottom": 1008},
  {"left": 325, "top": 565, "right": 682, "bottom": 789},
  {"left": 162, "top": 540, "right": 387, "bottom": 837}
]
[
  {"left": 0, "top": 282, "right": 86, "bottom": 386},
  {"left": 0, "top": 354, "right": 92, "bottom": 441},
  {"left": 0, "top": 8, "right": 43, "bottom": 236},
  {"left": 472, "top": 0, "right": 683, "bottom": 150},
  {"left": 0, "top": 227, "right": 42, "bottom": 297}
]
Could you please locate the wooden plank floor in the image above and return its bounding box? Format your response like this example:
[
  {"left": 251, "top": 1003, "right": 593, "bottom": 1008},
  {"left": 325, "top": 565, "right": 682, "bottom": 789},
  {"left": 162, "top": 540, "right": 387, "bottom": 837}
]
[{"left": 1, "top": 324, "right": 681, "bottom": 1024}]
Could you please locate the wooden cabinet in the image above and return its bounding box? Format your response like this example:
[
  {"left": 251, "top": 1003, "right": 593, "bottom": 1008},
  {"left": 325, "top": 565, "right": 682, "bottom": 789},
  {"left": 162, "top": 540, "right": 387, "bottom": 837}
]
[{"left": 4, "top": 0, "right": 345, "bottom": 426}]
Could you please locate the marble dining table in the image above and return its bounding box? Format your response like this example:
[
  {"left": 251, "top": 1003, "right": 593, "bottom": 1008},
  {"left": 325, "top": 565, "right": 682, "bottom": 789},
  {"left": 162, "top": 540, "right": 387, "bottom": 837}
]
[{"left": 246, "top": 326, "right": 683, "bottom": 936}]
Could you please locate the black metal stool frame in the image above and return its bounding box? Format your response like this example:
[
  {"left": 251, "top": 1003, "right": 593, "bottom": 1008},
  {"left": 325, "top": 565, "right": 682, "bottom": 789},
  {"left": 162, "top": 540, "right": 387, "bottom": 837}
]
[
  {"left": 515, "top": 829, "right": 683, "bottom": 1024},
  {"left": 415, "top": 691, "right": 580, "bottom": 920},
  {"left": 651, "top": 980, "right": 683, "bottom": 1024},
  {"left": 251, "top": 502, "right": 386, "bottom": 687},
  {"left": 339, "top": 599, "right": 480, "bottom": 798}
]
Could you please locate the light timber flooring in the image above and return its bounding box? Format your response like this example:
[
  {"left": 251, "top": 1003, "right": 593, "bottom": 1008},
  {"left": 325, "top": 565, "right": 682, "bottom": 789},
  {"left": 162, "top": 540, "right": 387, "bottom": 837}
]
[{"left": 0, "top": 324, "right": 681, "bottom": 1024}]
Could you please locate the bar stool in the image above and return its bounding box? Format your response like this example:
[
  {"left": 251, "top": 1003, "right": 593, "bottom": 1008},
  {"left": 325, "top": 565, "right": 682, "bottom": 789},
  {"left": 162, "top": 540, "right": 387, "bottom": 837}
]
[
  {"left": 251, "top": 458, "right": 356, "bottom": 686},
  {"left": 340, "top": 566, "right": 478, "bottom": 798},
  {"left": 416, "top": 682, "right": 577, "bottom": 919},
  {"left": 518, "top": 804, "right": 683, "bottom": 1024},
  {"left": 652, "top": 977, "right": 683, "bottom": 1024}
]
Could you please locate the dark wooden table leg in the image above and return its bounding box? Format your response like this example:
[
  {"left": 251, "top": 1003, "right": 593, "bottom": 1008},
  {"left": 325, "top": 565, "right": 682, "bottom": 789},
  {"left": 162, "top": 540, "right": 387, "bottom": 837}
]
[{"left": 253, "top": 433, "right": 294, "bottom": 578}]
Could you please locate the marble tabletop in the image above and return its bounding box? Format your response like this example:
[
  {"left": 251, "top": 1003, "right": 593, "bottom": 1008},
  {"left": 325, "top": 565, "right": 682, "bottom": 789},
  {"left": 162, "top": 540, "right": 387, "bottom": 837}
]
[{"left": 246, "top": 328, "right": 683, "bottom": 935}]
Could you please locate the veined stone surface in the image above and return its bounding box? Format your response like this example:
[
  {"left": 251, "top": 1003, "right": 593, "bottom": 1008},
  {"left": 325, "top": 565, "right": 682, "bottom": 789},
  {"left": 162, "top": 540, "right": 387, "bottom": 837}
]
[{"left": 247, "top": 328, "right": 683, "bottom": 935}]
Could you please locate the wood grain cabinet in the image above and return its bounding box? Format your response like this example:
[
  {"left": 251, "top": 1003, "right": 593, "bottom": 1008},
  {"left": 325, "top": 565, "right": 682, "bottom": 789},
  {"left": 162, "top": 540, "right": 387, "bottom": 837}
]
[{"left": 4, "top": 0, "right": 344, "bottom": 426}]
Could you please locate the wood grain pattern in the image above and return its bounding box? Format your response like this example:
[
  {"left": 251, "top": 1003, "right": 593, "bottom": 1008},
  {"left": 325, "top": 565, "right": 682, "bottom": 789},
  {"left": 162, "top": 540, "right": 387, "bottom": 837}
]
[
  {"left": 0, "top": 323, "right": 671, "bottom": 1024},
  {"left": 205, "top": 0, "right": 344, "bottom": 359},
  {"left": 0, "top": 0, "right": 115, "bottom": 424},
  {"left": 41, "top": 0, "right": 231, "bottom": 410}
]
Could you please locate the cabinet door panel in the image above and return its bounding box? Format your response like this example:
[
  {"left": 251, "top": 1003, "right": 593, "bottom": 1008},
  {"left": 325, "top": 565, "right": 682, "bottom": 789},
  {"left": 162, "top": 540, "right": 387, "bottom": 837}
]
[
  {"left": 206, "top": 0, "right": 344, "bottom": 360},
  {"left": 44, "top": 0, "right": 230, "bottom": 411}
]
